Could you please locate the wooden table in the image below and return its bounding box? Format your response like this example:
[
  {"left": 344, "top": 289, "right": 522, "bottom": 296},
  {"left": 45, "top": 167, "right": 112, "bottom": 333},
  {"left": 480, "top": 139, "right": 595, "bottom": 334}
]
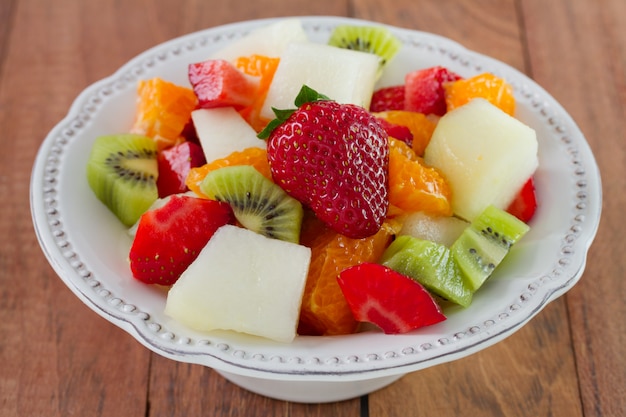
[{"left": 2, "top": 0, "right": 624, "bottom": 416}]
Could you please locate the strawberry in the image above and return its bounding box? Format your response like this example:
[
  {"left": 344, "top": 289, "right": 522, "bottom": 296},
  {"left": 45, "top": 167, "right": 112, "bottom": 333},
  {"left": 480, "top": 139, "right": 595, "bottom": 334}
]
[
  {"left": 374, "top": 116, "right": 413, "bottom": 147},
  {"left": 506, "top": 177, "right": 537, "bottom": 223},
  {"left": 259, "top": 86, "right": 389, "bottom": 239},
  {"left": 129, "top": 195, "right": 234, "bottom": 285},
  {"left": 369, "top": 85, "right": 405, "bottom": 112},
  {"left": 188, "top": 59, "right": 258, "bottom": 110},
  {"left": 156, "top": 141, "right": 206, "bottom": 198},
  {"left": 404, "top": 66, "right": 462, "bottom": 116},
  {"left": 337, "top": 263, "right": 446, "bottom": 334}
]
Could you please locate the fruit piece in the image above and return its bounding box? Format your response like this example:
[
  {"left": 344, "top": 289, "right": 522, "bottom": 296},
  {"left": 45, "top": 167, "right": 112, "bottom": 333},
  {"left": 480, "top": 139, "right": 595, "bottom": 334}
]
[
  {"left": 259, "top": 42, "right": 380, "bottom": 120},
  {"left": 337, "top": 263, "right": 446, "bottom": 334},
  {"left": 445, "top": 72, "right": 516, "bottom": 116},
  {"left": 374, "top": 117, "right": 413, "bottom": 146},
  {"left": 199, "top": 165, "right": 304, "bottom": 243},
  {"left": 400, "top": 212, "right": 469, "bottom": 247},
  {"left": 327, "top": 25, "right": 402, "bottom": 74},
  {"left": 369, "top": 85, "right": 405, "bottom": 112},
  {"left": 188, "top": 59, "right": 259, "bottom": 110},
  {"left": 129, "top": 195, "right": 234, "bottom": 285},
  {"left": 298, "top": 215, "right": 398, "bottom": 335},
  {"left": 165, "top": 224, "right": 311, "bottom": 343},
  {"left": 404, "top": 66, "right": 463, "bottom": 116},
  {"left": 156, "top": 141, "right": 206, "bottom": 198},
  {"left": 506, "top": 177, "right": 537, "bottom": 223},
  {"left": 186, "top": 147, "right": 272, "bottom": 198},
  {"left": 424, "top": 98, "right": 538, "bottom": 221},
  {"left": 86, "top": 134, "right": 159, "bottom": 227},
  {"left": 235, "top": 55, "right": 281, "bottom": 131},
  {"left": 191, "top": 107, "right": 266, "bottom": 164},
  {"left": 381, "top": 235, "right": 473, "bottom": 307},
  {"left": 262, "top": 85, "right": 389, "bottom": 239},
  {"left": 374, "top": 110, "right": 437, "bottom": 156},
  {"left": 130, "top": 78, "right": 198, "bottom": 151},
  {"left": 388, "top": 137, "right": 452, "bottom": 215},
  {"left": 451, "top": 205, "right": 530, "bottom": 291},
  {"left": 210, "top": 18, "right": 309, "bottom": 62}
]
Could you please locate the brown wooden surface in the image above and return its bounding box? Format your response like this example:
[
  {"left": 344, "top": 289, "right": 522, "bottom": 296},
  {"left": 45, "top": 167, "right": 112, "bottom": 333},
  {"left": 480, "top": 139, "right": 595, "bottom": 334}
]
[{"left": 1, "top": 0, "right": 624, "bottom": 415}]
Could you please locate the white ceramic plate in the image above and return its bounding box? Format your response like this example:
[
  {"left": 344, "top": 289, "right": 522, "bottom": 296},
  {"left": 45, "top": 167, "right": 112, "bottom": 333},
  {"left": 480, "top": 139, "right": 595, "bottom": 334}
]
[{"left": 30, "top": 16, "right": 601, "bottom": 403}]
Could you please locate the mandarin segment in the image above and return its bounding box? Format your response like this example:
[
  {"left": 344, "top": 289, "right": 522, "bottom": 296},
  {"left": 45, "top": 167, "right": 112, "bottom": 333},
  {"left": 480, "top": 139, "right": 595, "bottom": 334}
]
[
  {"left": 130, "top": 78, "right": 198, "bottom": 151},
  {"left": 186, "top": 147, "right": 272, "bottom": 198},
  {"left": 444, "top": 73, "right": 516, "bottom": 116},
  {"left": 388, "top": 137, "right": 453, "bottom": 215},
  {"left": 235, "top": 55, "right": 280, "bottom": 132},
  {"left": 374, "top": 110, "right": 438, "bottom": 156},
  {"left": 298, "top": 214, "right": 398, "bottom": 336}
]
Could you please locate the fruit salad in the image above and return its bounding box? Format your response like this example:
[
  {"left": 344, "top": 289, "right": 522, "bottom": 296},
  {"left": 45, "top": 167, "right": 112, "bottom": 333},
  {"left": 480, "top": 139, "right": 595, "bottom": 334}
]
[{"left": 85, "top": 19, "right": 539, "bottom": 343}]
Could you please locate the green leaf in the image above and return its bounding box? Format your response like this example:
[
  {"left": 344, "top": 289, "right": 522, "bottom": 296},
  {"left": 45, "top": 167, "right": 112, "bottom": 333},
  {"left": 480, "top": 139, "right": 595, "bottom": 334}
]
[{"left": 294, "top": 85, "right": 330, "bottom": 107}]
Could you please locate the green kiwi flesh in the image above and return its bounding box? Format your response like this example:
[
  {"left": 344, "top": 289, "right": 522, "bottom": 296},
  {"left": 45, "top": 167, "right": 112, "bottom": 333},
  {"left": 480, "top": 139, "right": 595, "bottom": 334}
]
[
  {"left": 199, "top": 165, "right": 304, "bottom": 243},
  {"left": 327, "top": 25, "right": 402, "bottom": 71},
  {"left": 86, "top": 134, "right": 158, "bottom": 227},
  {"left": 381, "top": 235, "right": 473, "bottom": 307},
  {"left": 451, "top": 205, "right": 530, "bottom": 291}
]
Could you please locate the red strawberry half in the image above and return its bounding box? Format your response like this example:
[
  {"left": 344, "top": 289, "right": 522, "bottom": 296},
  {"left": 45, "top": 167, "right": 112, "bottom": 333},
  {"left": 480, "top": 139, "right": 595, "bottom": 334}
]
[
  {"left": 129, "top": 195, "right": 234, "bottom": 285},
  {"left": 156, "top": 141, "right": 206, "bottom": 198},
  {"left": 404, "top": 66, "right": 462, "bottom": 116},
  {"left": 188, "top": 59, "right": 258, "bottom": 110},
  {"left": 369, "top": 85, "right": 405, "bottom": 112},
  {"left": 260, "top": 86, "right": 389, "bottom": 239},
  {"left": 506, "top": 177, "right": 537, "bottom": 223},
  {"left": 337, "top": 263, "right": 446, "bottom": 334}
]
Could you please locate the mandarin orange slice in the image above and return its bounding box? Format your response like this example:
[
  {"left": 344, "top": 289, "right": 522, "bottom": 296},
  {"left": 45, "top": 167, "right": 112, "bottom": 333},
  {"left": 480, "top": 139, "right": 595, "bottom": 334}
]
[
  {"left": 297, "top": 213, "right": 400, "bottom": 336},
  {"left": 235, "top": 55, "right": 280, "bottom": 132},
  {"left": 388, "top": 137, "right": 453, "bottom": 215},
  {"left": 444, "top": 72, "right": 516, "bottom": 116},
  {"left": 130, "top": 78, "right": 198, "bottom": 151},
  {"left": 374, "top": 110, "right": 438, "bottom": 156},
  {"left": 185, "top": 147, "right": 271, "bottom": 198}
]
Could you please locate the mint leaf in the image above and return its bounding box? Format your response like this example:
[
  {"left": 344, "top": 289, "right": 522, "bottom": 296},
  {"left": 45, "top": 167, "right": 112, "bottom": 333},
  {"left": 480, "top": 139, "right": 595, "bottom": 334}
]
[{"left": 295, "top": 85, "right": 330, "bottom": 107}]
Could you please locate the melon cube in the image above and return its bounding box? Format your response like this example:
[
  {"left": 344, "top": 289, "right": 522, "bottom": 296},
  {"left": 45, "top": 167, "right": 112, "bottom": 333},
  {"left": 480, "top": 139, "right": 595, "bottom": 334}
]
[
  {"left": 191, "top": 107, "right": 266, "bottom": 163},
  {"left": 260, "top": 42, "right": 379, "bottom": 120},
  {"left": 164, "top": 225, "right": 311, "bottom": 343},
  {"left": 424, "top": 98, "right": 538, "bottom": 221},
  {"left": 210, "top": 19, "right": 309, "bottom": 62}
]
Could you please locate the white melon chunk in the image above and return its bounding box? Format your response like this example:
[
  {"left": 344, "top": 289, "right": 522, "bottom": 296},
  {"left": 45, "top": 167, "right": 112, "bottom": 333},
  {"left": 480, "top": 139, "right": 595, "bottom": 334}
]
[
  {"left": 165, "top": 225, "right": 311, "bottom": 343},
  {"left": 191, "top": 107, "right": 266, "bottom": 164},
  {"left": 210, "top": 19, "right": 308, "bottom": 62},
  {"left": 260, "top": 42, "right": 380, "bottom": 120},
  {"left": 400, "top": 212, "right": 469, "bottom": 247},
  {"left": 424, "top": 98, "right": 538, "bottom": 222}
]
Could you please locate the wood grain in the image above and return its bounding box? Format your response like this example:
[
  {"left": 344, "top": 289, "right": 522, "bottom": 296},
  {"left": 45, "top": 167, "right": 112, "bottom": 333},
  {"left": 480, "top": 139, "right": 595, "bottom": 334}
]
[{"left": 1, "top": 0, "right": 623, "bottom": 416}]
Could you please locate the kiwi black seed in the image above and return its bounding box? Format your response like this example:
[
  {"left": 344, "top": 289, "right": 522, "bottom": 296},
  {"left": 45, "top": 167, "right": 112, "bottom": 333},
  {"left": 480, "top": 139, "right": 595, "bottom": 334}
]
[
  {"left": 328, "top": 25, "right": 402, "bottom": 71},
  {"left": 86, "top": 134, "right": 159, "bottom": 227},
  {"left": 451, "top": 205, "right": 530, "bottom": 292},
  {"left": 199, "top": 165, "right": 304, "bottom": 243}
]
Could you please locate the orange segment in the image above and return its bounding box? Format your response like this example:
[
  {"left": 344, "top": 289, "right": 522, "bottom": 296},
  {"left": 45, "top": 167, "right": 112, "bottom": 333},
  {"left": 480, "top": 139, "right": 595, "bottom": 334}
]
[
  {"left": 388, "top": 137, "right": 453, "bottom": 215},
  {"left": 234, "top": 55, "right": 280, "bottom": 132},
  {"left": 185, "top": 147, "right": 271, "bottom": 198},
  {"left": 298, "top": 213, "right": 400, "bottom": 336},
  {"left": 130, "top": 78, "right": 198, "bottom": 151},
  {"left": 444, "top": 72, "right": 516, "bottom": 116},
  {"left": 373, "top": 110, "right": 438, "bottom": 156}
]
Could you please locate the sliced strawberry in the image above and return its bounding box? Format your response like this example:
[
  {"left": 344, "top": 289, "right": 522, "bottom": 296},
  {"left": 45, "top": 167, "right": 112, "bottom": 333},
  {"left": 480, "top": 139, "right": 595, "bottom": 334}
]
[
  {"left": 261, "top": 85, "right": 389, "bottom": 239},
  {"left": 337, "top": 263, "right": 446, "bottom": 334},
  {"left": 188, "top": 59, "right": 258, "bottom": 110},
  {"left": 506, "top": 177, "right": 537, "bottom": 223},
  {"left": 404, "top": 66, "right": 462, "bottom": 116},
  {"left": 129, "top": 195, "right": 234, "bottom": 285},
  {"left": 156, "top": 141, "right": 206, "bottom": 198},
  {"left": 369, "top": 85, "right": 405, "bottom": 112},
  {"left": 374, "top": 117, "right": 413, "bottom": 147}
]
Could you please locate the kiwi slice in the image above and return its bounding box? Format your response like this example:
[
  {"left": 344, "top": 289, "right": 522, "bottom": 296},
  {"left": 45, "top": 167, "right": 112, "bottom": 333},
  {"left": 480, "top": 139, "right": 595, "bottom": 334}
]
[
  {"left": 86, "top": 133, "right": 158, "bottom": 227},
  {"left": 381, "top": 235, "right": 473, "bottom": 307},
  {"left": 199, "top": 165, "right": 304, "bottom": 243},
  {"left": 328, "top": 24, "right": 402, "bottom": 72},
  {"left": 451, "top": 205, "right": 530, "bottom": 291}
]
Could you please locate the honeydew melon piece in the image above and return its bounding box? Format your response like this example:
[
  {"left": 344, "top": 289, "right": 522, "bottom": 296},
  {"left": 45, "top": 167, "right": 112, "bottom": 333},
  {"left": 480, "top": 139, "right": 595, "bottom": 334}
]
[
  {"left": 191, "top": 107, "right": 266, "bottom": 164},
  {"left": 400, "top": 212, "right": 469, "bottom": 247},
  {"left": 260, "top": 41, "right": 380, "bottom": 120},
  {"left": 165, "top": 224, "right": 312, "bottom": 343},
  {"left": 424, "top": 98, "right": 538, "bottom": 222},
  {"left": 210, "top": 19, "right": 308, "bottom": 62}
]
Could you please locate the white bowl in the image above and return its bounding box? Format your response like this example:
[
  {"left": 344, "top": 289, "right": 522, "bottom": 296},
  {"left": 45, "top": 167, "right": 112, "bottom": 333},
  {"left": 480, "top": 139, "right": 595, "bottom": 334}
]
[{"left": 30, "top": 16, "right": 602, "bottom": 403}]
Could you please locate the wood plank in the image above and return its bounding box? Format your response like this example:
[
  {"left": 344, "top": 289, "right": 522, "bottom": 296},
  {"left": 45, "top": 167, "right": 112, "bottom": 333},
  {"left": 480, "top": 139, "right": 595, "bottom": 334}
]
[{"left": 521, "top": 0, "right": 626, "bottom": 416}]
